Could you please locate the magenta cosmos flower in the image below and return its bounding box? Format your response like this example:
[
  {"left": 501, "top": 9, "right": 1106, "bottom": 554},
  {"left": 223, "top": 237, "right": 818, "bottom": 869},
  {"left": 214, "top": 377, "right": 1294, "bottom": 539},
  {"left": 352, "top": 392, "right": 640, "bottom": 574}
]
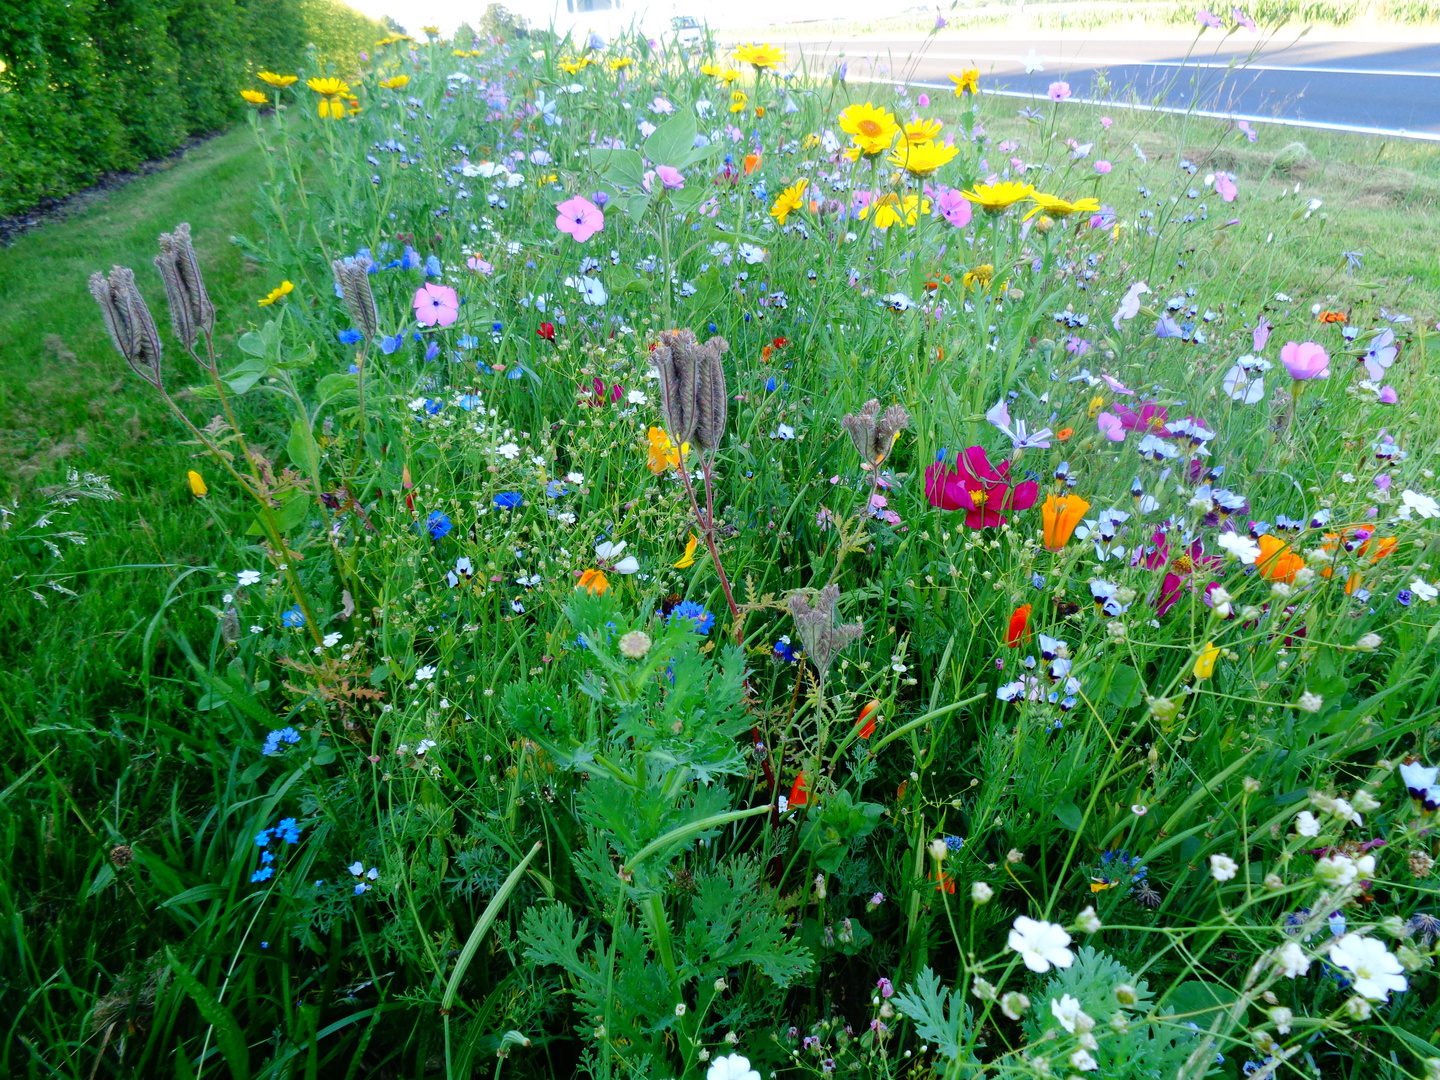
[
  {"left": 413, "top": 283, "right": 459, "bottom": 328},
  {"left": 1280, "top": 340, "right": 1330, "bottom": 380},
  {"left": 1048, "top": 81, "right": 1072, "bottom": 102},
  {"left": 925, "top": 447, "right": 1038, "bottom": 529},
  {"left": 555, "top": 195, "right": 605, "bottom": 243}
]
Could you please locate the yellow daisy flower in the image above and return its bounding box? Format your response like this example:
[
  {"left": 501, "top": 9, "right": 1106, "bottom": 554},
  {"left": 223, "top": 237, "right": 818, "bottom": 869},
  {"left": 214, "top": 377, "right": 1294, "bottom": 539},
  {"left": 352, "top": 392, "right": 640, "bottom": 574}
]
[
  {"left": 258, "top": 281, "right": 294, "bottom": 306},
  {"left": 240, "top": 89, "right": 268, "bottom": 105},
  {"left": 887, "top": 139, "right": 958, "bottom": 177},
  {"left": 838, "top": 102, "right": 899, "bottom": 156},
  {"left": 950, "top": 68, "right": 980, "bottom": 95},
  {"left": 378, "top": 74, "right": 410, "bottom": 90},
  {"left": 769, "top": 178, "right": 809, "bottom": 225},
  {"left": 902, "top": 117, "right": 943, "bottom": 144},
  {"left": 306, "top": 76, "right": 350, "bottom": 97},
  {"left": 860, "top": 193, "right": 928, "bottom": 230},
  {"left": 733, "top": 42, "right": 786, "bottom": 70},
  {"left": 257, "top": 71, "right": 298, "bottom": 88},
  {"left": 961, "top": 180, "right": 1036, "bottom": 212},
  {"left": 1025, "top": 192, "right": 1102, "bottom": 219}
]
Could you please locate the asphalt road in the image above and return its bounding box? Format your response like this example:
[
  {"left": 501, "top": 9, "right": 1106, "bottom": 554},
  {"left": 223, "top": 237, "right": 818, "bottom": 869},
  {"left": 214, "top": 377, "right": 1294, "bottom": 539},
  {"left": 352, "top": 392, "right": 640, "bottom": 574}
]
[{"left": 772, "top": 36, "right": 1440, "bottom": 139}]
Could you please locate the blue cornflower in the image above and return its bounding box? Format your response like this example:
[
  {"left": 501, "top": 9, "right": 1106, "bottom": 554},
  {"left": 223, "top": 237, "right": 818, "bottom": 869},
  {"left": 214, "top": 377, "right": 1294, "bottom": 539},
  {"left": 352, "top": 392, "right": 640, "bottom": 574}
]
[
  {"left": 666, "top": 601, "right": 714, "bottom": 634},
  {"left": 338, "top": 328, "right": 363, "bottom": 344},
  {"left": 251, "top": 865, "right": 275, "bottom": 883},
  {"left": 262, "top": 726, "right": 301, "bottom": 755},
  {"left": 380, "top": 334, "right": 403, "bottom": 354},
  {"left": 425, "top": 254, "right": 442, "bottom": 277},
  {"left": 281, "top": 606, "right": 306, "bottom": 628},
  {"left": 773, "top": 635, "right": 799, "bottom": 663},
  {"left": 427, "top": 511, "right": 453, "bottom": 539},
  {"left": 546, "top": 480, "right": 567, "bottom": 498},
  {"left": 943, "top": 834, "right": 964, "bottom": 852},
  {"left": 399, "top": 244, "right": 421, "bottom": 270},
  {"left": 424, "top": 341, "right": 440, "bottom": 361},
  {"left": 764, "top": 376, "right": 778, "bottom": 392},
  {"left": 493, "top": 492, "right": 522, "bottom": 509}
]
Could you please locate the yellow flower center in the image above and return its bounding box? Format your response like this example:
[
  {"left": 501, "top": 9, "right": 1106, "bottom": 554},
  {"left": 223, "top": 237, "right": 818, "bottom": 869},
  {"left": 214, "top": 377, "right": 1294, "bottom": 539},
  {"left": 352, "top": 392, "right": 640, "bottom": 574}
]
[{"left": 857, "top": 119, "right": 883, "bottom": 137}]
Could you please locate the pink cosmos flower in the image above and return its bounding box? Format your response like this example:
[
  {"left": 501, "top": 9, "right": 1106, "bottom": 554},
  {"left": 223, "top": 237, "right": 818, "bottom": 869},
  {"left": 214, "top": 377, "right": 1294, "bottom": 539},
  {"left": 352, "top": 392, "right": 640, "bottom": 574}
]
[
  {"left": 917, "top": 93, "right": 930, "bottom": 106},
  {"left": 1114, "top": 402, "right": 1168, "bottom": 432},
  {"left": 1214, "top": 171, "right": 1238, "bottom": 202},
  {"left": 466, "top": 255, "right": 494, "bottom": 274},
  {"left": 555, "top": 196, "right": 605, "bottom": 243},
  {"left": 1097, "top": 412, "right": 1126, "bottom": 441},
  {"left": 1100, "top": 115, "right": 1113, "bottom": 128},
  {"left": 1048, "top": 81, "right": 1072, "bottom": 102},
  {"left": 925, "top": 447, "right": 1038, "bottom": 529},
  {"left": 1094, "top": 160, "right": 1112, "bottom": 174},
  {"left": 413, "top": 283, "right": 459, "bottom": 328},
  {"left": 654, "top": 164, "right": 685, "bottom": 190},
  {"left": 935, "top": 188, "right": 973, "bottom": 228},
  {"left": 1280, "top": 340, "right": 1330, "bottom": 380}
]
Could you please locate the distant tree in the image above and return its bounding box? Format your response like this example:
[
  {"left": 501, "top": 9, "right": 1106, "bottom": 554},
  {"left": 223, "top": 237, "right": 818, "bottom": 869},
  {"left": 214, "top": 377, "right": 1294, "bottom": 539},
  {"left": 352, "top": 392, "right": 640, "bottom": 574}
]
[
  {"left": 453, "top": 19, "right": 477, "bottom": 47},
  {"left": 382, "top": 14, "right": 407, "bottom": 34},
  {"left": 479, "top": 4, "right": 528, "bottom": 39}
]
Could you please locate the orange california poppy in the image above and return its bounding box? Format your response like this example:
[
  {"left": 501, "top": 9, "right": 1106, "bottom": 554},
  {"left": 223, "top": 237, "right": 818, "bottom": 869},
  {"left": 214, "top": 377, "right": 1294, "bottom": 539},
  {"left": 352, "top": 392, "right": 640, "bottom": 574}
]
[
  {"left": 1006, "top": 604, "right": 1033, "bottom": 647},
  {"left": 1344, "top": 571, "right": 1363, "bottom": 595},
  {"left": 744, "top": 152, "right": 761, "bottom": 175},
  {"left": 578, "top": 568, "right": 610, "bottom": 594},
  {"left": 789, "top": 770, "right": 809, "bottom": 806},
  {"left": 646, "top": 426, "right": 682, "bottom": 474},
  {"left": 1317, "top": 310, "right": 1347, "bottom": 323},
  {"left": 929, "top": 870, "right": 956, "bottom": 894},
  {"left": 1055, "top": 427, "right": 1074, "bottom": 442},
  {"left": 1042, "top": 494, "right": 1091, "bottom": 551},
  {"left": 856, "top": 700, "right": 881, "bottom": 739},
  {"left": 1256, "top": 535, "right": 1304, "bottom": 583}
]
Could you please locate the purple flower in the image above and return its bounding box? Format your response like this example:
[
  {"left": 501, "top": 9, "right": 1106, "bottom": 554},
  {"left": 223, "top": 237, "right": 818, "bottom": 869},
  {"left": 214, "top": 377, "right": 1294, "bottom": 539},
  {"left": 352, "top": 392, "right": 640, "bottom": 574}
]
[
  {"left": 1378, "top": 385, "right": 1398, "bottom": 404},
  {"left": 654, "top": 164, "right": 685, "bottom": 190},
  {"left": 1094, "top": 159, "right": 1112, "bottom": 174},
  {"left": 1254, "top": 317, "right": 1272, "bottom": 351},
  {"left": 1238, "top": 120, "right": 1258, "bottom": 142},
  {"left": 1197, "top": 8, "right": 1224, "bottom": 27},
  {"left": 555, "top": 195, "right": 605, "bottom": 243},
  {"left": 1214, "top": 171, "right": 1238, "bottom": 202},
  {"left": 1097, "top": 411, "right": 1125, "bottom": 441},
  {"left": 413, "top": 283, "right": 459, "bottom": 328},
  {"left": 1280, "top": 340, "right": 1330, "bottom": 380},
  {"left": 1048, "top": 81, "right": 1072, "bottom": 102},
  {"left": 934, "top": 187, "right": 973, "bottom": 227},
  {"left": 1233, "top": 6, "right": 1256, "bottom": 29}
]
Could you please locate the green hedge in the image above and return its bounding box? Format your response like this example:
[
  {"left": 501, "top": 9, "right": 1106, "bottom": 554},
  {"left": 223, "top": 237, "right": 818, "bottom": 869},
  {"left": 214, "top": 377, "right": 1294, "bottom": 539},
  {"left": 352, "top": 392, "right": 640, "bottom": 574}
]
[{"left": 0, "top": 0, "right": 386, "bottom": 217}]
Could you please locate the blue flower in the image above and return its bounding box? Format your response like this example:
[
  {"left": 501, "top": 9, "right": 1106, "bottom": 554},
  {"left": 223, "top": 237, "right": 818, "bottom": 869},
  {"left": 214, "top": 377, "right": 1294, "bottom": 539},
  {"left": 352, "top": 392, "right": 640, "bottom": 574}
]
[
  {"left": 380, "top": 334, "right": 403, "bottom": 354},
  {"left": 943, "top": 834, "right": 964, "bottom": 852},
  {"left": 427, "top": 511, "right": 454, "bottom": 539},
  {"left": 491, "top": 321, "right": 504, "bottom": 333},
  {"left": 773, "top": 635, "right": 799, "bottom": 663},
  {"left": 281, "top": 605, "right": 306, "bottom": 628},
  {"left": 255, "top": 829, "right": 272, "bottom": 846},
  {"left": 425, "top": 254, "right": 443, "bottom": 277},
  {"left": 277, "top": 817, "right": 301, "bottom": 844},
  {"left": 338, "top": 329, "right": 363, "bottom": 344},
  {"left": 458, "top": 333, "right": 479, "bottom": 349},
  {"left": 262, "top": 726, "right": 301, "bottom": 755},
  {"left": 423, "top": 399, "right": 443, "bottom": 415},
  {"left": 507, "top": 367, "right": 524, "bottom": 380},
  {"left": 399, "top": 244, "right": 422, "bottom": 270},
  {"left": 666, "top": 601, "right": 714, "bottom": 634},
  {"left": 251, "top": 865, "right": 275, "bottom": 883},
  {"left": 456, "top": 393, "right": 481, "bottom": 411},
  {"left": 546, "top": 480, "right": 567, "bottom": 498},
  {"left": 424, "top": 341, "right": 440, "bottom": 361},
  {"left": 764, "top": 376, "right": 778, "bottom": 392},
  {"left": 493, "top": 492, "right": 522, "bottom": 509}
]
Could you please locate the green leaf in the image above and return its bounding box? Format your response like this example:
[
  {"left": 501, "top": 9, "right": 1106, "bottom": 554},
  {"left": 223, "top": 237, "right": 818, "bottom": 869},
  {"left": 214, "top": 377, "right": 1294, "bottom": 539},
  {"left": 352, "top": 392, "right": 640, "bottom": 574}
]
[
  {"left": 87, "top": 863, "right": 116, "bottom": 897},
  {"left": 315, "top": 372, "right": 358, "bottom": 406},
  {"left": 1053, "top": 800, "right": 1084, "bottom": 832},
  {"left": 590, "top": 147, "right": 645, "bottom": 189},
  {"left": 165, "top": 948, "right": 252, "bottom": 1080},
  {"left": 892, "top": 967, "right": 976, "bottom": 1065},
  {"left": 643, "top": 112, "right": 697, "bottom": 169},
  {"left": 287, "top": 418, "right": 321, "bottom": 478}
]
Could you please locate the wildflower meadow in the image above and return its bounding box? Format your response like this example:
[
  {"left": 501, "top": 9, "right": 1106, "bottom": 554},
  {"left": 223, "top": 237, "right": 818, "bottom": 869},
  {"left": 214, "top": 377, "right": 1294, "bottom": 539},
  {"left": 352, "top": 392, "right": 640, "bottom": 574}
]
[{"left": 5, "top": 14, "right": 1440, "bottom": 1080}]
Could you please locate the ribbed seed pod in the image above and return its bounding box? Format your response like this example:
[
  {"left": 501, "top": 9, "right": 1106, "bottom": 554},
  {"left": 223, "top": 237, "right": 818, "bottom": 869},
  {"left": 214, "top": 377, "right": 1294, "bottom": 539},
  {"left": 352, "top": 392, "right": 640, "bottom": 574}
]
[
  {"left": 89, "top": 267, "right": 164, "bottom": 389},
  {"left": 841, "top": 399, "right": 880, "bottom": 462},
  {"left": 159, "top": 223, "right": 214, "bottom": 344},
  {"left": 842, "top": 399, "right": 910, "bottom": 464},
  {"left": 153, "top": 246, "right": 195, "bottom": 351},
  {"left": 654, "top": 328, "right": 699, "bottom": 446},
  {"left": 692, "top": 335, "right": 730, "bottom": 451},
  {"left": 787, "top": 584, "right": 863, "bottom": 676},
  {"left": 332, "top": 255, "right": 380, "bottom": 339}
]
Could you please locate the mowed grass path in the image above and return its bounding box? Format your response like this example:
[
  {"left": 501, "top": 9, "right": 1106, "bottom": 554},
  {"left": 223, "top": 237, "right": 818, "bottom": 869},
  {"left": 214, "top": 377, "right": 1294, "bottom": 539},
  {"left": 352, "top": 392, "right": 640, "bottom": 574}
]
[{"left": 0, "top": 127, "right": 267, "bottom": 729}]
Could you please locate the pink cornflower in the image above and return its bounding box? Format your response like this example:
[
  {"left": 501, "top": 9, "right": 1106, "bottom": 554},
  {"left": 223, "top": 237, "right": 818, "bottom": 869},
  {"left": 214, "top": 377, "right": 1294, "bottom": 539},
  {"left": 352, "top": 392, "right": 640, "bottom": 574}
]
[
  {"left": 413, "top": 283, "right": 459, "bottom": 327},
  {"left": 555, "top": 195, "right": 605, "bottom": 243}
]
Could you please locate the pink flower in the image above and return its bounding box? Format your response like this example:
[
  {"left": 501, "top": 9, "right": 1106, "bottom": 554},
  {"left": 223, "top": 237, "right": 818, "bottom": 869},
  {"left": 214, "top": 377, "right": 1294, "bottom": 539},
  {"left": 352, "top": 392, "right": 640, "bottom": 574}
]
[
  {"left": 555, "top": 195, "right": 605, "bottom": 243},
  {"left": 1097, "top": 411, "right": 1126, "bottom": 441},
  {"left": 1238, "top": 120, "right": 1257, "bottom": 142},
  {"left": 1378, "top": 385, "right": 1398, "bottom": 404},
  {"left": 1197, "top": 8, "right": 1223, "bottom": 27},
  {"left": 1375, "top": 474, "right": 1392, "bottom": 491},
  {"left": 1114, "top": 402, "right": 1168, "bottom": 432},
  {"left": 935, "top": 187, "right": 973, "bottom": 227},
  {"left": 1280, "top": 340, "right": 1330, "bottom": 380},
  {"left": 1233, "top": 6, "right": 1256, "bottom": 29},
  {"left": 413, "top": 283, "right": 459, "bottom": 328},
  {"left": 1094, "top": 160, "right": 1112, "bottom": 174},
  {"left": 1048, "top": 81, "right": 1072, "bottom": 102},
  {"left": 1100, "top": 115, "right": 1113, "bottom": 128},
  {"left": 654, "top": 164, "right": 685, "bottom": 190},
  {"left": 1253, "top": 316, "right": 1272, "bottom": 352},
  {"left": 466, "top": 255, "right": 494, "bottom": 274},
  {"left": 925, "top": 447, "right": 1038, "bottom": 529},
  {"left": 1101, "top": 374, "right": 1135, "bottom": 395},
  {"left": 917, "top": 93, "right": 930, "bottom": 106},
  {"left": 1214, "top": 171, "right": 1238, "bottom": 202}
]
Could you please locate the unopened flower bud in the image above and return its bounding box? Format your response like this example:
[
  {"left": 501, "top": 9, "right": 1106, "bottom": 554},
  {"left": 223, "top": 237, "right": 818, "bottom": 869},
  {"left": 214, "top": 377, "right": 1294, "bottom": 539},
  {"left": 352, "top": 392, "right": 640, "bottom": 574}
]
[
  {"left": 1114, "top": 984, "right": 1138, "bottom": 1006},
  {"left": 1000, "top": 991, "right": 1029, "bottom": 1020},
  {"left": 972, "top": 881, "right": 994, "bottom": 905},
  {"left": 1076, "top": 906, "right": 1102, "bottom": 934}
]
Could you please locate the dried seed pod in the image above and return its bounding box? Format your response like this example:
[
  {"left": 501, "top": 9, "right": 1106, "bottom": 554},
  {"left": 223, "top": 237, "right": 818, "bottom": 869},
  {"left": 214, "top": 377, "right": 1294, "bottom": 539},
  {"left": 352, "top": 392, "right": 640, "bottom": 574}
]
[
  {"left": 332, "top": 255, "right": 380, "bottom": 339},
  {"left": 841, "top": 399, "right": 880, "bottom": 461},
  {"left": 156, "top": 223, "right": 214, "bottom": 348},
  {"left": 654, "top": 328, "right": 699, "bottom": 446},
  {"left": 153, "top": 246, "right": 194, "bottom": 351},
  {"left": 693, "top": 334, "right": 730, "bottom": 452},
  {"left": 89, "top": 266, "right": 164, "bottom": 389},
  {"left": 787, "top": 584, "right": 863, "bottom": 676}
]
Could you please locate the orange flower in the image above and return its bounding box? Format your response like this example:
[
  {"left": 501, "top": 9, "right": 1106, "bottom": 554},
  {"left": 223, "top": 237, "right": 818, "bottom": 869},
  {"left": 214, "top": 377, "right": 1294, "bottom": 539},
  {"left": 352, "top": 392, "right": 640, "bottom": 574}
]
[
  {"left": 1256, "top": 535, "right": 1304, "bottom": 583},
  {"left": 929, "top": 870, "right": 956, "bottom": 894},
  {"left": 1317, "top": 310, "right": 1347, "bottom": 323},
  {"left": 754, "top": 106, "right": 765, "bottom": 118},
  {"left": 856, "top": 700, "right": 881, "bottom": 739},
  {"left": 1055, "top": 427, "right": 1074, "bottom": 442},
  {"left": 1006, "top": 604, "right": 1032, "bottom": 647},
  {"left": 1364, "top": 535, "right": 1397, "bottom": 562},
  {"left": 578, "top": 568, "right": 610, "bottom": 594},
  {"left": 1041, "top": 494, "right": 1091, "bottom": 551},
  {"left": 744, "top": 152, "right": 761, "bottom": 174},
  {"left": 789, "top": 770, "right": 809, "bottom": 806},
  {"left": 1344, "top": 571, "right": 1363, "bottom": 594},
  {"left": 761, "top": 344, "right": 773, "bottom": 361},
  {"left": 646, "top": 426, "right": 682, "bottom": 474}
]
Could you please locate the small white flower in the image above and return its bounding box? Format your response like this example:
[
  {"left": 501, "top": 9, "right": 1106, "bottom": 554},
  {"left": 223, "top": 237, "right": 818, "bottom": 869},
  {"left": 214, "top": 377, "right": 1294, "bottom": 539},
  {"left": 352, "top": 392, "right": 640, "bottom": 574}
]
[
  {"left": 1314, "top": 854, "right": 1358, "bottom": 887},
  {"left": 1007, "top": 916, "right": 1074, "bottom": 973},
  {"left": 1131, "top": 803, "right": 1148, "bottom": 816},
  {"left": 1070, "top": 1049, "right": 1099, "bottom": 1072},
  {"left": 1410, "top": 578, "right": 1439, "bottom": 601},
  {"left": 415, "top": 739, "right": 437, "bottom": 756},
  {"left": 1294, "top": 811, "right": 1321, "bottom": 837},
  {"left": 237, "top": 570, "right": 262, "bottom": 586},
  {"left": 1276, "top": 941, "right": 1310, "bottom": 977},
  {"left": 626, "top": 389, "right": 647, "bottom": 405},
  {"left": 1330, "top": 933, "right": 1407, "bottom": 1001},
  {"left": 323, "top": 632, "right": 343, "bottom": 647},
  {"left": 737, "top": 243, "right": 766, "bottom": 265},
  {"left": 1075, "top": 906, "right": 1102, "bottom": 934},
  {"left": 1216, "top": 532, "right": 1262, "bottom": 563},
  {"left": 415, "top": 665, "right": 437, "bottom": 681},
  {"left": 1000, "top": 991, "right": 1030, "bottom": 1020},
  {"left": 595, "top": 539, "right": 639, "bottom": 574},
  {"left": 566, "top": 471, "right": 584, "bottom": 484},
  {"left": 495, "top": 442, "right": 521, "bottom": 460},
  {"left": 1297, "top": 691, "right": 1324, "bottom": 713},
  {"left": 1268, "top": 1005, "right": 1293, "bottom": 1033},
  {"left": 1400, "top": 489, "right": 1440, "bottom": 519},
  {"left": 1050, "top": 994, "right": 1088, "bottom": 1033},
  {"left": 1209, "top": 853, "right": 1239, "bottom": 881},
  {"left": 706, "top": 1053, "right": 760, "bottom": 1080}
]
